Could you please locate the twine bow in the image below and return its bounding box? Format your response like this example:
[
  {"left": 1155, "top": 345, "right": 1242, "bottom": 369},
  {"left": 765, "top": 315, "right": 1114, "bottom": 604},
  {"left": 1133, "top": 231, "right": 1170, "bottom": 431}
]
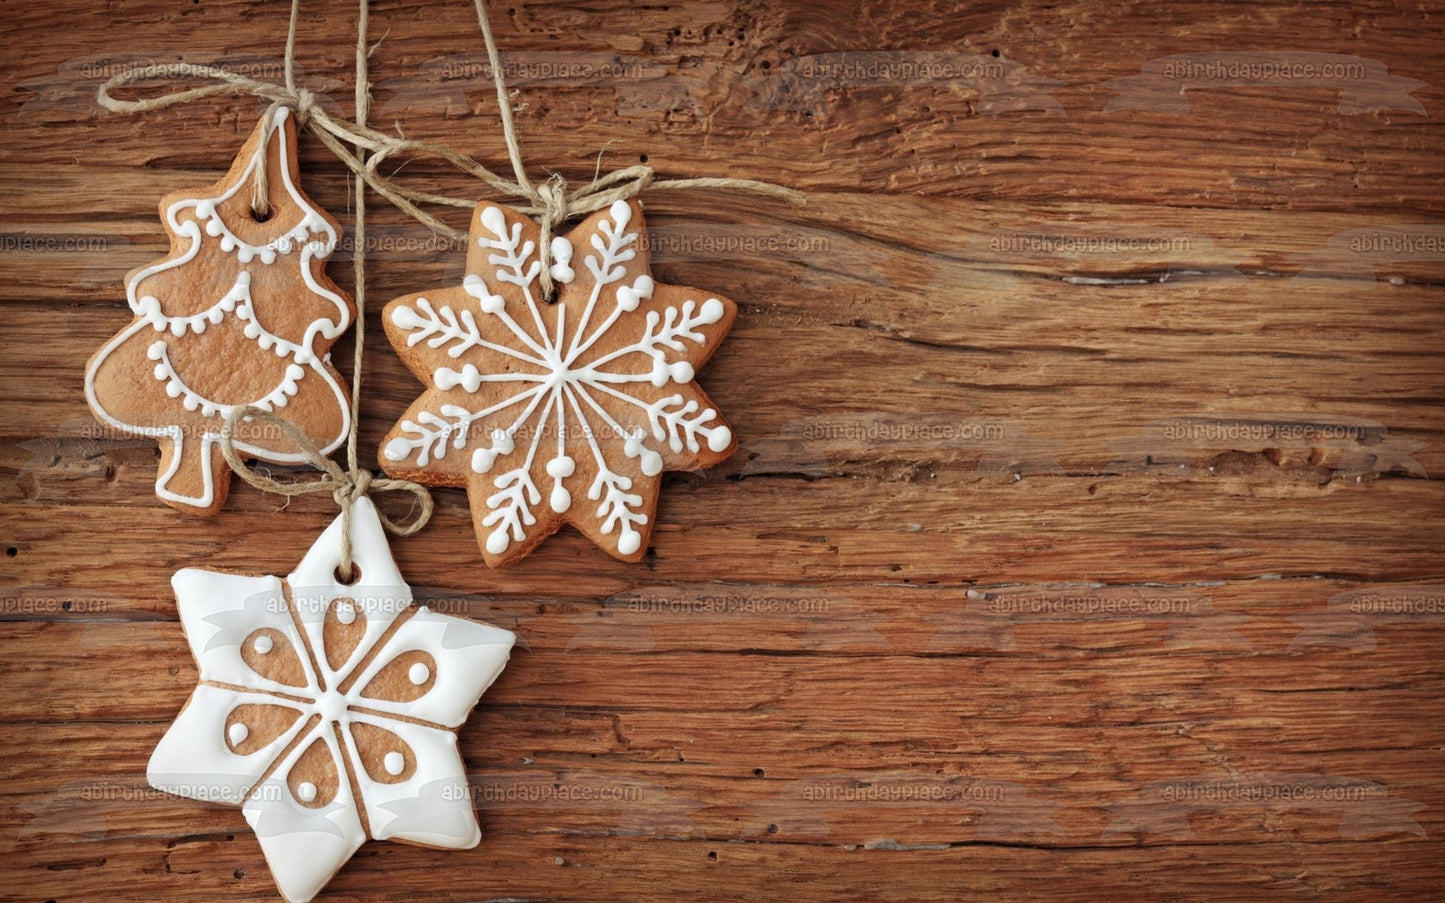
[
  {"left": 219, "top": 406, "right": 434, "bottom": 573},
  {"left": 97, "top": 0, "right": 802, "bottom": 575}
]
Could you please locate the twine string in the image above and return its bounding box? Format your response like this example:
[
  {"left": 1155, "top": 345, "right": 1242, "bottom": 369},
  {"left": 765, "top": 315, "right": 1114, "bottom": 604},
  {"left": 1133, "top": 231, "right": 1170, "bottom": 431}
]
[
  {"left": 102, "top": 0, "right": 801, "bottom": 569},
  {"left": 337, "top": 0, "right": 372, "bottom": 579},
  {"left": 97, "top": 0, "right": 803, "bottom": 289},
  {"left": 218, "top": 406, "right": 433, "bottom": 538},
  {"left": 228, "top": 0, "right": 432, "bottom": 578}
]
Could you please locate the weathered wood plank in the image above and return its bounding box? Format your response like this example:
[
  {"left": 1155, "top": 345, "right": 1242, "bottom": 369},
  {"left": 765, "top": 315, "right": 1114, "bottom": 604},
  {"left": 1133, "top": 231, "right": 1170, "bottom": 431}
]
[
  {"left": 3, "top": 833, "right": 1443, "bottom": 902},
  {"left": 2, "top": 0, "right": 1443, "bottom": 899},
  {"left": 3, "top": 2, "right": 1445, "bottom": 213}
]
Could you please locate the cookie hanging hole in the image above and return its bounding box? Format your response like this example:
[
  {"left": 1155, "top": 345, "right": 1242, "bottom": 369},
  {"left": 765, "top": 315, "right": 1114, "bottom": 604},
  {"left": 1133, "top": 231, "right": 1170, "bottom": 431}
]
[
  {"left": 250, "top": 203, "right": 273, "bottom": 223},
  {"left": 543, "top": 282, "right": 560, "bottom": 305},
  {"left": 334, "top": 562, "right": 363, "bottom": 586}
]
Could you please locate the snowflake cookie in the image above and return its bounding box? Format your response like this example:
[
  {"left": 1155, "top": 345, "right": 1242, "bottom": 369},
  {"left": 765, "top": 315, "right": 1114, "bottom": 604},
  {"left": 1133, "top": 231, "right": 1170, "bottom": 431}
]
[
  {"left": 379, "top": 199, "right": 739, "bottom": 566},
  {"left": 86, "top": 107, "right": 354, "bottom": 515},
  {"left": 148, "top": 497, "right": 515, "bottom": 903}
]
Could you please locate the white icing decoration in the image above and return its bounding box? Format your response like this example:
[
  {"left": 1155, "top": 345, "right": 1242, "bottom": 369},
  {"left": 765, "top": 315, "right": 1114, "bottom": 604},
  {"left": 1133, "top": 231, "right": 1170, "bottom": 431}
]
[
  {"left": 83, "top": 107, "right": 352, "bottom": 509},
  {"left": 147, "top": 498, "right": 516, "bottom": 902},
  {"left": 254, "top": 635, "right": 274, "bottom": 654},
  {"left": 135, "top": 272, "right": 247, "bottom": 338},
  {"left": 408, "top": 662, "right": 430, "bottom": 685},
  {"left": 386, "top": 200, "right": 736, "bottom": 560},
  {"left": 549, "top": 235, "right": 575, "bottom": 284},
  {"left": 228, "top": 722, "right": 249, "bottom": 747},
  {"left": 336, "top": 600, "right": 356, "bottom": 625},
  {"left": 127, "top": 107, "right": 348, "bottom": 345},
  {"left": 147, "top": 340, "right": 305, "bottom": 419}
]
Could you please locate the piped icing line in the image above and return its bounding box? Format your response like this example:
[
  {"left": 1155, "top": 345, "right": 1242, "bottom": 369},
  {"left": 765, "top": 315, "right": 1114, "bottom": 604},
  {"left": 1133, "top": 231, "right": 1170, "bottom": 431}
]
[
  {"left": 147, "top": 340, "right": 306, "bottom": 419},
  {"left": 390, "top": 296, "right": 548, "bottom": 368},
  {"left": 126, "top": 107, "right": 352, "bottom": 340},
  {"left": 474, "top": 205, "right": 551, "bottom": 354},
  {"left": 236, "top": 290, "right": 319, "bottom": 365},
  {"left": 136, "top": 273, "right": 249, "bottom": 338},
  {"left": 162, "top": 108, "right": 335, "bottom": 253},
  {"left": 381, "top": 384, "right": 547, "bottom": 468},
  {"left": 134, "top": 270, "right": 328, "bottom": 366},
  {"left": 85, "top": 316, "right": 353, "bottom": 508}
]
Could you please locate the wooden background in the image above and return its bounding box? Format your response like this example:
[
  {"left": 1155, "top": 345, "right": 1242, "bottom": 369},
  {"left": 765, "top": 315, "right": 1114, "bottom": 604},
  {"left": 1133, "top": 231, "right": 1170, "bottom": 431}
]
[{"left": 2, "top": 0, "right": 1443, "bottom": 899}]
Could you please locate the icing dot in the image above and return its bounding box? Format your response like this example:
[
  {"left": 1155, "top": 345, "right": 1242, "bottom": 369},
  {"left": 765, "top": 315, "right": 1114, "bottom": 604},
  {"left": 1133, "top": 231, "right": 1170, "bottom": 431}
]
[
  {"left": 408, "top": 662, "right": 430, "bottom": 685},
  {"left": 707, "top": 424, "right": 733, "bottom": 454},
  {"left": 617, "top": 529, "right": 642, "bottom": 556},
  {"left": 383, "top": 437, "right": 412, "bottom": 462},
  {"left": 384, "top": 752, "right": 405, "bottom": 776},
  {"left": 480, "top": 205, "right": 507, "bottom": 236},
  {"left": 546, "top": 455, "right": 575, "bottom": 479},
  {"left": 391, "top": 306, "right": 422, "bottom": 329},
  {"left": 296, "top": 781, "right": 317, "bottom": 803},
  {"left": 335, "top": 601, "right": 356, "bottom": 625},
  {"left": 470, "top": 447, "right": 497, "bottom": 474},
  {"left": 485, "top": 527, "right": 510, "bottom": 556},
  {"left": 253, "top": 635, "right": 274, "bottom": 654},
  {"left": 550, "top": 483, "right": 571, "bottom": 513},
  {"left": 228, "top": 723, "right": 249, "bottom": 747},
  {"left": 315, "top": 691, "right": 347, "bottom": 725}
]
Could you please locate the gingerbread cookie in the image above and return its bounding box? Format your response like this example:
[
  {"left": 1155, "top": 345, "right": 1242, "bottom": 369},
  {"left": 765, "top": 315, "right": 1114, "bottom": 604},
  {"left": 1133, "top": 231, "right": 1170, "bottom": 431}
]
[
  {"left": 379, "top": 199, "right": 738, "bottom": 566},
  {"left": 148, "top": 496, "right": 516, "bottom": 903},
  {"left": 85, "top": 107, "right": 354, "bottom": 514}
]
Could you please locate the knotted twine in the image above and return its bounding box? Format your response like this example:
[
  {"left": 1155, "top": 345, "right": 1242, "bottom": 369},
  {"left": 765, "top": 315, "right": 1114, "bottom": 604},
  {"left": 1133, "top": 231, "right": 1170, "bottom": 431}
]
[{"left": 99, "top": 0, "right": 803, "bottom": 577}]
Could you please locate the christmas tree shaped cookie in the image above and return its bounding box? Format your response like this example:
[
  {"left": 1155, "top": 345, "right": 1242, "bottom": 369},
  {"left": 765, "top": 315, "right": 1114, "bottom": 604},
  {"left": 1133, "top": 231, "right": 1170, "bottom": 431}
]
[
  {"left": 86, "top": 107, "right": 354, "bottom": 514},
  {"left": 379, "top": 199, "right": 738, "bottom": 566}
]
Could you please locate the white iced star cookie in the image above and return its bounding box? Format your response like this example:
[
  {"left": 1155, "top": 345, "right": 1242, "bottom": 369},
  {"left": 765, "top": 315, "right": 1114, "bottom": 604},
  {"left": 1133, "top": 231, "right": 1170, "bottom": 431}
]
[
  {"left": 148, "top": 497, "right": 515, "bottom": 903},
  {"left": 379, "top": 198, "right": 739, "bottom": 567}
]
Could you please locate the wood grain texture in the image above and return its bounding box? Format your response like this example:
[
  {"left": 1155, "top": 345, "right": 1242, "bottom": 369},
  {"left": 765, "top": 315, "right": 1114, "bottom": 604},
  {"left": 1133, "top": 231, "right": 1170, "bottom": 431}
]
[{"left": 2, "top": 0, "right": 1443, "bottom": 900}]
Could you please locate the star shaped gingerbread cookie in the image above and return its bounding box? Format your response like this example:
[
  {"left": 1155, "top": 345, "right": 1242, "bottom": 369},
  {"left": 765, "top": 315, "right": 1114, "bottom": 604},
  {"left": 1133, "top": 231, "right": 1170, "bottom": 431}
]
[{"left": 379, "top": 199, "right": 738, "bottom": 566}]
